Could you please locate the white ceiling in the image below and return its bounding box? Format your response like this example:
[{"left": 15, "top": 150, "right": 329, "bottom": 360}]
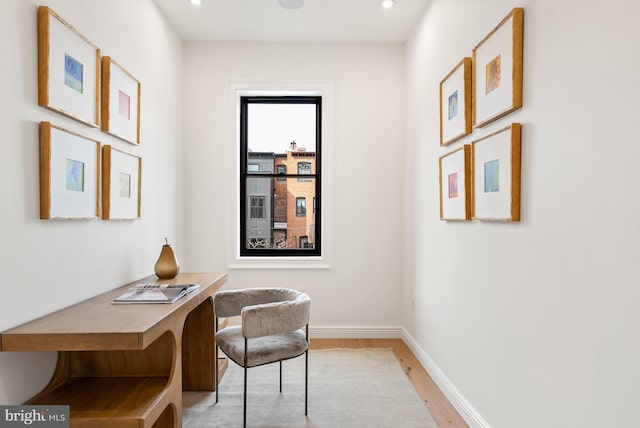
[{"left": 153, "top": 0, "right": 430, "bottom": 43}]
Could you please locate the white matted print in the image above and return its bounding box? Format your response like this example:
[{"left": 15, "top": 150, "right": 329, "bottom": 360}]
[
  {"left": 38, "top": 6, "right": 100, "bottom": 127},
  {"left": 102, "top": 145, "right": 141, "bottom": 220},
  {"left": 440, "top": 58, "right": 472, "bottom": 146},
  {"left": 101, "top": 57, "right": 141, "bottom": 145},
  {"left": 472, "top": 124, "right": 521, "bottom": 221},
  {"left": 439, "top": 145, "right": 471, "bottom": 221},
  {"left": 472, "top": 8, "right": 524, "bottom": 128},
  {"left": 40, "top": 122, "right": 101, "bottom": 219}
]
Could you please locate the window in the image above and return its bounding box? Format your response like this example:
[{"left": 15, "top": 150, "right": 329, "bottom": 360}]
[
  {"left": 297, "top": 162, "right": 311, "bottom": 181},
  {"left": 239, "top": 96, "right": 321, "bottom": 256},
  {"left": 296, "top": 197, "right": 306, "bottom": 217},
  {"left": 250, "top": 196, "right": 266, "bottom": 219}
]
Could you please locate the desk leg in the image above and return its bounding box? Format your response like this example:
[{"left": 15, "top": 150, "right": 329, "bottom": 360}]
[
  {"left": 182, "top": 297, "right": 216, "bottom": 390},
  {"left": 25, "top": 351, "right": 71, "bottom": 405},
  {"left": 153, "top": 404, "right": 178, "bottom": 428}
]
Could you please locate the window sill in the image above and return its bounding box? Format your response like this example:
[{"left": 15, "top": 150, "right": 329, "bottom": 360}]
[{"left": 228, "top": 257, "right": 331, "bottom": 270}]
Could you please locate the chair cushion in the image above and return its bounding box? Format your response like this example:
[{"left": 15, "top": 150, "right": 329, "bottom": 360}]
[{"left": 216, "top": 326, "right": 309, "bottom": 368}]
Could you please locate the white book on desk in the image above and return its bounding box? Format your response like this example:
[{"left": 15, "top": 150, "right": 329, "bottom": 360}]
[{"left": 112, "top": 283, "right": 200, "bottom": 304}]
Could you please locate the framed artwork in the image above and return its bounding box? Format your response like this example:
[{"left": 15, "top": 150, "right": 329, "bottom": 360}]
[
  {"left": 101, "top": 57, "right": 141, "bottom": 145},
  {"left": 471, "top": 123, "right": 521, "bottom": 221},
  {"left": 102, "top": 145, "right": 141, "bottom": 220},
  {"left": 39, "top": 122, "right": 101, "bottom": 219},
  {"left": 472, "top": 7, "right": 524, "bottom": 128},
  {"left": 37, "top": 6, "right": 101, "bottom": 127},
  {"left": 439, "top": 145, "right": 472, "bottom": 220},
  {"left": 440, "top": 58, "right": 472, "bottom": 146}
]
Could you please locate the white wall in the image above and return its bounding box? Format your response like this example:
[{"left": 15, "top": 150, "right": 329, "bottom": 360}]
[
  {"left": 0, "top": 0, "right": 183, "bottom": 404},
  {"left": 182, "top": 42, "right": 406, "bottom": 330},
  {"left": 405, "top": 0, "right": 640, "bottom": 427}
]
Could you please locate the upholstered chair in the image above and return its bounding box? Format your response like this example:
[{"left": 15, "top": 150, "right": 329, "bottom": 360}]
[{"left": 213, "top": 288, "right": 310, "bottom": 427}]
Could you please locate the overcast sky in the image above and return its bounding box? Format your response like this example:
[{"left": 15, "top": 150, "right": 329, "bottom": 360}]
[{"left": 248, "top": 103, "right": 316, "bottom": 153}]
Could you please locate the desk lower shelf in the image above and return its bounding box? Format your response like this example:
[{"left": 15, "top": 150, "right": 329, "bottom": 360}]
[{"left": 31, "top": 377, "right": 168, "bottom": 427}]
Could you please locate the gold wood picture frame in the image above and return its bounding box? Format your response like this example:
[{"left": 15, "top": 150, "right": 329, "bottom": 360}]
[
  {"left": 440, "top": 58, "right": 472, "bottom": 146},
  {"left": 39, "top": 122, "right": 101, "bottom": 219},
  {"left": 472, "top": 7, "right": 524, "bottom": 128},
  {"left": 37, "top": 6, "right": 100, "bottom": 127},
  {"left": 439, "top": 145, "right": 472, "bottom": 220},
  {"left": 102, "top": 145, "right": 141, "bottom": 220},
  {"left": 471, "top": 123, "right": 521, "bottom": 221},
  {"left": 101, "top": 57, "right": 141, "bottom": 145}
]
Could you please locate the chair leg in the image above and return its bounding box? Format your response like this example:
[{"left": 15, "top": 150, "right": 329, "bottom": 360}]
[
  {"left": 244, "top": 337, "right": 248, "bottom": 428},
  {"left": 243, "top": 365, "right": 248, "bottom": 428},
  {"left": 305, "top": 323, "right": 309, "bottom": 416},
  {"left": 279, "top": 360, "right": 283, "bottom": 393},
  {"left": 215, "top": 347, "right": 219, "bottom": 404},
  {"left": 215, "top": 317, "right": 219, "bottom": 404}
]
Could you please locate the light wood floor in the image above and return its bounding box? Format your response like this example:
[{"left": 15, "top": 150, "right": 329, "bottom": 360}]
[{"left": 309, "top": 338, "right": 468, "bottom": 428}]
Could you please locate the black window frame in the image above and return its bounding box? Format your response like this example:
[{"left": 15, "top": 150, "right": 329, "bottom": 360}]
[{"left": 239, "top": 95, "right": 322, "bottom": 257}]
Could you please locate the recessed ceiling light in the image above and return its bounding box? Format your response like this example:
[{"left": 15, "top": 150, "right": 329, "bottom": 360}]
[
  {"left": 381, "top": 0, "right": 395, "bottom": 9},
  {"left": 190, "top": 0, "right": 202, "bottom": 5},
  {"left": 279, "top": 0, "right": 304, "bottom": 10}
]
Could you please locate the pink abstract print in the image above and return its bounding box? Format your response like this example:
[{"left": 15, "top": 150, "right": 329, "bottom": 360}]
[
  {"left": 448, "top": 172, "right": 459, "bottom": 198},
  {"left": 118, "top": 90, "right": 131, "bottom": 120}
]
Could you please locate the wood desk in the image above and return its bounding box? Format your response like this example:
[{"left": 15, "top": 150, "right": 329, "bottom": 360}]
[{"left": 0, "top": 272, "right": 227, "bottom": 428}]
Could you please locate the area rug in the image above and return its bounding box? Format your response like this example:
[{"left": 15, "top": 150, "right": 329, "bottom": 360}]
[{"left": 183, "top": 348, "right": 437, "bottom": 427}]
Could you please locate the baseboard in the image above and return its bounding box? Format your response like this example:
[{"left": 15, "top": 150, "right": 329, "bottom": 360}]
[
  {"left": 309, "top": 325, "right": 404, "bottom": 339},
  {"left": 400, "top": 329, "right": 492, "bottom": 428}
]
